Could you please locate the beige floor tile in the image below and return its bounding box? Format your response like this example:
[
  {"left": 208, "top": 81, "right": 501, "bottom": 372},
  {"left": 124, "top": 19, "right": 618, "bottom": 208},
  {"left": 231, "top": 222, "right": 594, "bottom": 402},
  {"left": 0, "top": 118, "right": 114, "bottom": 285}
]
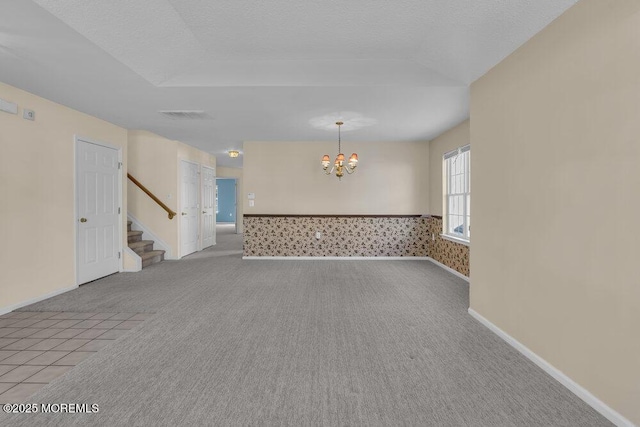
[
  {"left": 0, "top": 328, "right": 21, "bottom": 338},
  {"left": 28, "top": 328, "right": 66, "bottom": 339},
  {"left": 52, "top": 339, "right": 91, "bottom": 352},
  {"left": 2, "top": 338, "right": 43, "bottom": 351},
  {"left": 0, "top": 319, "right": 21, "bottom": 328},
  {"left": 24, "top": 351, "right": 71, "bottom": 366},
  {"left": 71, "top": 320, "right": 102, "bottom": 329},
  {"left": 53, "top": 351, "right": 94, "bottom": 366},
  {"left": 28, "top": 312, "right": 61, "bottom": 320},
  {"left": 0, "top": 365, "right": 17, "bottom": 376},
  {"left": 51, "top": 319, "right": 83, "bottom": 329},
  {"left": 30, "top": 319, "right": 64, "bottom": 328},
  {"left": 70, "top": 313, "right": 97, "bottom": 320},
  {"left": 28, "top": 339, "right": 68, "bottom": 351},
  {"left": 93, "top": 320, "right": 122, "bottom": 329},
  {"left": 49, "top": 312, "right": 81, "bottom": 320},
  {"left": 0, "top": 338, "right": 19, "bottom": 348},
  {"left": 0, "top": 382, "right": 47, "bottom": 403},
  {"left": 8, "top": 312, "right": 38, "bottom": 319},
  {"left": 76, "top": 340, "right": 111, "bottom": 352},
  {"left": 5, "top": 328, "right": 42, "bottom": 339},
  {"left": 74, "top": 329, "right": 106, "bottom": 339},
  {"left": 0, "top": 365, "right": 45, "bottom": 382},
  {"left": 51, "top": 329, "right": 83, "bottom": 339},
  {"left": 0, "top": 351, "right": 19, "bottom": 362},
  {"left": 1, "top": 351, "right": 44, "bottom": 365},
  {"left": 23, "top": 365, "right": 73, "bottom": 383},
  {"left": 95, "top": 329, "right": 127, "bottom": 340},
  {"left": 89, "top": 313, "right": 117, "bottom": 320},
  {"left": 0, "top": 382, "right": 17, "bottom": 394},
  {"left": 7, "top": 318, "right": 41, "bottom": 328}
]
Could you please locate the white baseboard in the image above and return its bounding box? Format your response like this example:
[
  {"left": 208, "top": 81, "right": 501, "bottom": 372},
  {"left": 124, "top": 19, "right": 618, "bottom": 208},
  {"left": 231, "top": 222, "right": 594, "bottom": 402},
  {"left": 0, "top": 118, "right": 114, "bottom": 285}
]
[
  {"left": 122, "top": 246, "right": 142, "bottom": 272},
  {"left": 127, "top": 212, "right": 176, "bottom": 260},
  {"left": 468, "top": 308, "right": 635, "bottom": 427},
  {"left": 0, "top": 284, "right": 78, "bottom": 316},
  {"left": 242, "top": 256, "right": 430, "bottom": 261},
  {"left": 426, "top": 257, "right": 469, "bottom": 282}
]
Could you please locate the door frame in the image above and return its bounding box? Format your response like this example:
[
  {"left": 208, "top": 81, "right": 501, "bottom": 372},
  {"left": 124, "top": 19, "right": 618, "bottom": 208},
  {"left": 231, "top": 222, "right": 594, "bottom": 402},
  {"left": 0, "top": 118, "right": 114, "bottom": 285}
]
[
  {"left": 179, "top": 159, "right": 201, "bottom": 257},
  {"left": 74, "top": 135, "right": 123, "bottom": 286},
  {"left": 201, "top": 165, "right": 216, "bottom": 249},
  {"left": 215, "top": 177, "right": 238, "bottom": 233}
]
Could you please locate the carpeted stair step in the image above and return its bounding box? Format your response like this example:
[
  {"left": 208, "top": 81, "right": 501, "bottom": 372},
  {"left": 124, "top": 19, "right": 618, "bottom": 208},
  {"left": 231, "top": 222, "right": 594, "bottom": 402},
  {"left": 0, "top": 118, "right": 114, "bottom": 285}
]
[
  {"left": 128, "top": 240, "right": 155, "bottom": 256},
  {"left": 141, "top": 250, "right": 165, "bottom": 268},
  {"left": 127, "top": 230, "right": 143, "bottom": 244}
]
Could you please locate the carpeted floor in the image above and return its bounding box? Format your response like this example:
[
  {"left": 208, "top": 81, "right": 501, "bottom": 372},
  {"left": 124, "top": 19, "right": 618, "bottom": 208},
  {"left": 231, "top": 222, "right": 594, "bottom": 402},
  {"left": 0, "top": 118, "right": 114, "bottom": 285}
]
[{"left": 1, "top": 228, "right": 609, "bottom": 426}]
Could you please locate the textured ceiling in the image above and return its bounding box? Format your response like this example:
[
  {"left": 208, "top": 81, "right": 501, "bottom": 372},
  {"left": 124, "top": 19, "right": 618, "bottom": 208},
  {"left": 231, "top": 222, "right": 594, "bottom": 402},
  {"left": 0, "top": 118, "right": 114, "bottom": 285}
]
[{"left": 2, "top": 0, "right": 577, "bottom": 167}]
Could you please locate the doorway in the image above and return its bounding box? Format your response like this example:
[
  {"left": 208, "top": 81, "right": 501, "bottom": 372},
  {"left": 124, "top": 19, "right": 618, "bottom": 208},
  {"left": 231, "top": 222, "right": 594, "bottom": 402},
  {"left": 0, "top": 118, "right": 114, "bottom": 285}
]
[
  {"left": 76, "top": 138, "right": 121, "bottom": 284},
  {"left": 201, "top": 165, "right": 216, "bottom": 249},
  {"left": 180, "top": 160, "right": 200, "bottom": 257},
  {"left": 216, "top": 178, "right": 237, "bottom": 232}
]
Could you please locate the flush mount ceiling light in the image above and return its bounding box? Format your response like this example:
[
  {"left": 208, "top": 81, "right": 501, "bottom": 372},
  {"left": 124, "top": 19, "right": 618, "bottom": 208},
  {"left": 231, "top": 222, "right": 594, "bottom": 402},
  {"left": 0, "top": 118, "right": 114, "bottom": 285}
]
[
  {"left": 321, "top": 121, "right": 358, "bottom": 180},
  {"left": 228, "top": 150, "right": 240, "bottom": 158}
]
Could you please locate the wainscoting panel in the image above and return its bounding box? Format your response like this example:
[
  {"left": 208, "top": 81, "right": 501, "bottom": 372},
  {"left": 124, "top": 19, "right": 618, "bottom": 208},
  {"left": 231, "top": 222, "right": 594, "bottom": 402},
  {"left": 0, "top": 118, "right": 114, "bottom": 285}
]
[
  {"left": 243, "top": 215, "right": 470, "bottom": 277},
  {"left": 243, "top": 215, "right": 429, "bottom": 257}
]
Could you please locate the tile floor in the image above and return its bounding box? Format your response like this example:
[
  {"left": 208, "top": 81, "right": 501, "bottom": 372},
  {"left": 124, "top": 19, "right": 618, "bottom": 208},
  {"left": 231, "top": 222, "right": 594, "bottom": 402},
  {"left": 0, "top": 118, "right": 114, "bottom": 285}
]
[{"left": 0, "top": 311, "right": 152, "bottom": 403}]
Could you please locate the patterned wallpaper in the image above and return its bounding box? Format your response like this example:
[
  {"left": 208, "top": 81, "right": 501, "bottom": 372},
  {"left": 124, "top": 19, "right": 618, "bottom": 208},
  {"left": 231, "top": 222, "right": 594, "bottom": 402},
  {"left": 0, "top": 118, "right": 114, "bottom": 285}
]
[
  {"left": 426, "top": 217, "right": 470, "bottom": 277},
  {"left": 243, "top": 215, "right": 469, "bottom": 277},
  {"left": 243, "top": 216, "right": 429, "bottom": 257}
]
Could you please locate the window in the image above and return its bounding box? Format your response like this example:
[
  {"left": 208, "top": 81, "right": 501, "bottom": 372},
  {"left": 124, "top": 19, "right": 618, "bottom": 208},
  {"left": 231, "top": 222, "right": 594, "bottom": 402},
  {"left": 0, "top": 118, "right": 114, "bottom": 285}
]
[{"left": 443, "top": 145, "right": 470, "bottom": 242}]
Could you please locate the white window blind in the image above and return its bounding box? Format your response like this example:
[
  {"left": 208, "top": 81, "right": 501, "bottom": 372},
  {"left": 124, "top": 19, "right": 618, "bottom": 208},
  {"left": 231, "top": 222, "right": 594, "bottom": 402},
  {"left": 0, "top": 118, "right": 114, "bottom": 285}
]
[{"left": 443, "top": 145, "right": 470, "bottom": 241}]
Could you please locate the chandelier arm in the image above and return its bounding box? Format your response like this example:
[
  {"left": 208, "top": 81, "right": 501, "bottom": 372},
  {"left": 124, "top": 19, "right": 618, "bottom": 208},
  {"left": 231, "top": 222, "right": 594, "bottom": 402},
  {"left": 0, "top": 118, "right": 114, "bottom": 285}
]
[{"left": 345, "top": 166, "right": 356, "bottom": 174}]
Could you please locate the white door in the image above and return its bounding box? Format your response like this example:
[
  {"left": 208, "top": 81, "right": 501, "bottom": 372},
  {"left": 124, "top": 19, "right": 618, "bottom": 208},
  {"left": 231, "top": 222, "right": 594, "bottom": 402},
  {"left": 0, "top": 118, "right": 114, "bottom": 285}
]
[
  {"left": 180, "top": 160, "right": 199, "bottom": 256},
  {"left": 76, "top": 140, "right": 120, "bottom": 284},
  {"left": 201, "top": 166, "right": 216, "bottom": 248}
]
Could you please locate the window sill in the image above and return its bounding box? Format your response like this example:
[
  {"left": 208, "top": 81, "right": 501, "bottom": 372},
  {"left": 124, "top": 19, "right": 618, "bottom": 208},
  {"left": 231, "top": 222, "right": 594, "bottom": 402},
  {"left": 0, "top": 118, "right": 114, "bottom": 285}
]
[{"left": 440, "top": 234, "right": 470, "bottom": 247}]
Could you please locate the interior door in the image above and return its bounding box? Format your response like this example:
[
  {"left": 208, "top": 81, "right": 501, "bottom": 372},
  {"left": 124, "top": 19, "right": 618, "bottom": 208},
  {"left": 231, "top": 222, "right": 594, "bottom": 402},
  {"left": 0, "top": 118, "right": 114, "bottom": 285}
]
[
  {"left": 77, "top": 140, "right": 120, "bottom": 284},
  {"left": 201, "top": 166, "right": 216, "bottom": 249},
  {"left": 180, "top": 160, "right": 199, "bottom": 256}
]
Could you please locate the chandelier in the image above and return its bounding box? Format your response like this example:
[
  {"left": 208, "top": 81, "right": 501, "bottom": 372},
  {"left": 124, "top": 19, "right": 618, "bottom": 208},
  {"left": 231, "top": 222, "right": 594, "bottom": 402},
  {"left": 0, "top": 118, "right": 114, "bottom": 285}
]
[{"left": 321, "top": 121, "right": 358, "bottom": 180}]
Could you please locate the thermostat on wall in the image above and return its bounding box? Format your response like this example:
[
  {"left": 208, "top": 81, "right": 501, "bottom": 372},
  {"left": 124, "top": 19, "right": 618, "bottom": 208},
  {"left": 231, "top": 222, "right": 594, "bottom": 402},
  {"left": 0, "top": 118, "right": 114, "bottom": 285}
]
[{"left": 247, "top": 193, "right": 255, "bottom": 200}]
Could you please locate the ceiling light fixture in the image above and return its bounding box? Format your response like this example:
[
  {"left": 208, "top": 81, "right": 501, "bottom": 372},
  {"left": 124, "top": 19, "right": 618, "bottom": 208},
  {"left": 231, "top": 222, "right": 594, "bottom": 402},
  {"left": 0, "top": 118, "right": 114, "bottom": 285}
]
[
  {"left": 321, "top": 121, "right": 358, "bottom": 180},
  {"left": 228, "top": 150, "right": 239, "bottom": 158}
]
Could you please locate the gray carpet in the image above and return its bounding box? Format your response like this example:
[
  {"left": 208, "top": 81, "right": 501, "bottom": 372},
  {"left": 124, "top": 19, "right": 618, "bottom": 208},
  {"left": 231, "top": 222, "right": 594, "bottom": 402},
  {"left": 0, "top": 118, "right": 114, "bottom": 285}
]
[{"left": 1, "top": 229, "right": 609, "bottom": 426}]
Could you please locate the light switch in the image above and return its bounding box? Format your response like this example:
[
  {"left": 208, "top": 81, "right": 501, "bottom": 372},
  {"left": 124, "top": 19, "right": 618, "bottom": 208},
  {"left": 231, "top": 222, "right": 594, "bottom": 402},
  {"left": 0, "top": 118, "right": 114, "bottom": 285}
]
[{"left": 249, "top": 200, "right": 255, "bottom": 207}]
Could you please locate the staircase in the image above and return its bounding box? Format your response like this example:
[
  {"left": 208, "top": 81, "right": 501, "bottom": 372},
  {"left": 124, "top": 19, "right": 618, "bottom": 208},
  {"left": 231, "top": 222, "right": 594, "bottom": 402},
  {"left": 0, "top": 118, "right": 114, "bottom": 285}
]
[{"left": 127, "top": 220, "right": 165, "bottom": 268}]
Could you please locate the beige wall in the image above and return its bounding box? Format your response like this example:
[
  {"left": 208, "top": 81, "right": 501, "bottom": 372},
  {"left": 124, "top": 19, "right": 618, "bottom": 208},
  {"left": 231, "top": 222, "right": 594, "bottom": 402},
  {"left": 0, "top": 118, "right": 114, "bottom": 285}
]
[
  {"left": 0, "top": 82, "right": 128, "bottom": 311},
  {"left": 429, "top": 120, "right": 470, "bottom": 217},
  {"left": 243, "top": 141, "right": 429, "bottom": 214},
  {"left": 127, "top": 131, "right": 216, "bottom": 257},
  {"left": 217, "top": 166, "right": 244, "bottom": 233},
  {"left": 470, "top": 0, "right": 640, "bottom": 424}
]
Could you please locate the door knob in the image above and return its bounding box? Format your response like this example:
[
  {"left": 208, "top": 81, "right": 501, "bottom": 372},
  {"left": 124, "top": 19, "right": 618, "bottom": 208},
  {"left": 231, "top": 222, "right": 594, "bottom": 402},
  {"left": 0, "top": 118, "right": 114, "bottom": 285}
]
[
  {"left": 182, "top": 212, "right": 187, "bottom": 216},
  {"left": 202, "top": 211, "right": 206, "bottom": 214},
  {"left": 79, "top": 218, "right": 87, "bottom": 223}
]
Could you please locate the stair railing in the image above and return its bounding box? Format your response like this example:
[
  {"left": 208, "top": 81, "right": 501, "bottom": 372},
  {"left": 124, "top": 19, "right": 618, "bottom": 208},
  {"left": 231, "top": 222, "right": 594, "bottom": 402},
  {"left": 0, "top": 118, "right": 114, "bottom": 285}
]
[{"left": 127, "top": 173, "right": 176, "bottom": 219}]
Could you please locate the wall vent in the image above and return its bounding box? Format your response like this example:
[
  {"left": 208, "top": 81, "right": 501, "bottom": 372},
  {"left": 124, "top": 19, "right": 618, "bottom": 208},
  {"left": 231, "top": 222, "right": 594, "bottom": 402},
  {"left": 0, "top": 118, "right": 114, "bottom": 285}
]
[{"left": 158, "top": 110, "right": 211, "bottom": 120}]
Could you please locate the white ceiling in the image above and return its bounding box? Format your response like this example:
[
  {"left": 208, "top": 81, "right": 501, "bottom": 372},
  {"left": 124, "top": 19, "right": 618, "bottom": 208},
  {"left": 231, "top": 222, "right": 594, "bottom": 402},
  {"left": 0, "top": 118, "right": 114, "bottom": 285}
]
[{"left": 1, "top": 0, "right": 577, "bottom": 167}]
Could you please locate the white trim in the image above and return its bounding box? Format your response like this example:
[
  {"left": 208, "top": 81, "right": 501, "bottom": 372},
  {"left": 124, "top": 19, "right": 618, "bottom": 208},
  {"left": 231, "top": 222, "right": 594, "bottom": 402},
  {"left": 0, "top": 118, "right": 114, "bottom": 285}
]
[
  {"left": 127, "top": 212, "right": 177, "bottom": 260},
  {"left": 201, "top": 165, "right": 217, "bottom": 248},
  {"left": 426, "top": 257, "right": 469, "bottom": 282},
  {"left": 74, "top": 136, "right": 123, "bottom": 285},
  {"left": 468, "top": 308, "right": 635, "bottom": 427},
  {"left": 440, "top": 233, "right": 470, "bottom": 247},
  {"left": 0, "top": 284, "right": 78, "bottom": 316},
  {"left": 243, "top": 256, "right": 430, "bottom": 261},
  {"left": 122, "top": 247, "right": 142, "bottom": 272}
]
